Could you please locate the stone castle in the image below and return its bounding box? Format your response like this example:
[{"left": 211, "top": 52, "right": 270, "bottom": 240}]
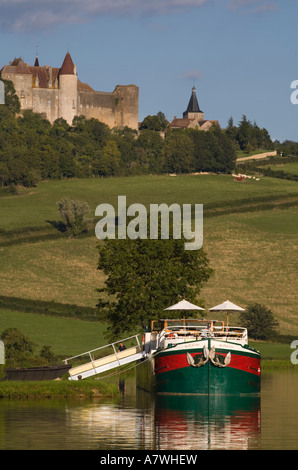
[{"left": 0, "top": 51, "right": 139, "bottom": 129}]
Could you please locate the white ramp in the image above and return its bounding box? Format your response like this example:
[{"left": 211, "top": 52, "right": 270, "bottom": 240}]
[{"left": 64, "top": 335, "right": 145, "bottom": 380}]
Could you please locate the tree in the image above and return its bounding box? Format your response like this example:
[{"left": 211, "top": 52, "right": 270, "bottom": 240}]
[
  {"left": 0, "top": 328, "right": 58, "bottom": 367},
  {"left": 239, "top": 303, "right": 279, "bottom": 340},
  {"left": 97, "top": 237, "right": 213, "bottom": 338},
  {"left": 140, "top": 114, "right": 164, "bottom": 131},
  {"left": 57, "top": 197, "right": 90, "bottom": 235},
  {"left": 0, "top": 327, "right": 37, "bottom": 367},
  {"left": 0, "top": 328, "right": 36, "bottom": 358},
  {"left": 1, "top": 79, "right": 20, "bottom": 114},
  {"left": 162, "top": 131, "right": 195, "bottom": 173},
  {"left": 136, "top": 129, "right": 164, "bottom": 173}
]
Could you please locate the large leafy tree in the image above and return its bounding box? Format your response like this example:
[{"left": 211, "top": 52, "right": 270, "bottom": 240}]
[{"left": 97, "top": 237, "right": 213, "bottom": 338}]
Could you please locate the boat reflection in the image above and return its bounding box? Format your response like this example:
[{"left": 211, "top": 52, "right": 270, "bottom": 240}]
[
  {"left": 138, "top": 392, "right": 260, "bottom": 450},
  {"left": 63, "top": 385, "right": 260, "bottom": 450}
]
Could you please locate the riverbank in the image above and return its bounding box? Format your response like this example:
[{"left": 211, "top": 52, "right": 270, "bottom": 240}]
[
  {"left": 0, "top": 377, "right": 119, "bottom": 399},
  {"left": 0, "top": 359, "right": 297, "bottom": 399}
]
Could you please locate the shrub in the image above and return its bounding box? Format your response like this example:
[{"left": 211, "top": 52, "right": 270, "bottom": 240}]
[
  {"left": 240, "top": 303, "right": 279, "bottom": 340},
  {"left": 57, "top": 197, "right": 90, "bottom": 236}
]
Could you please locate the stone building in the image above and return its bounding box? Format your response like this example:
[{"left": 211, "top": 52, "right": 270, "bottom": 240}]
[
  {"left": 0, "top": 52, "right": 139, "bottom": 129},
  {"left": 171, "top": 86, "right": 219, "bottom": 131}
]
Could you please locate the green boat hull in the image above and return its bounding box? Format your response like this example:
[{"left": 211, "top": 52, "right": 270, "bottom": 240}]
[{"left": 137, "top": 340, "right": 261, "bottom": 396}]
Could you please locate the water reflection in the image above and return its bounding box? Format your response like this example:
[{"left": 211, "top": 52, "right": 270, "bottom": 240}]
[
  {"left": 152, "top": 395, "right": 260, "bottom": 450},
  {"left": 1, "top": 371, "right": 298, "bottom": 450},
  {"left": 62, "top": 389, "right": 260, "bottom": 450}
]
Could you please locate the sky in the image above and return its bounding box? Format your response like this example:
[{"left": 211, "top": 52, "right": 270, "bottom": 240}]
[{"left": 0, "top": 0, "right": 297, "bottom": 142}]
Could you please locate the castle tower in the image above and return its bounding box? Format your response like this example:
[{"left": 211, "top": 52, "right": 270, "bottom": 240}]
[
  {"left": 58, "top": 52, "right": 77, "bottom": 124},
  {"left": 183, "top": 86, "right": 204, "bottom": 121}
]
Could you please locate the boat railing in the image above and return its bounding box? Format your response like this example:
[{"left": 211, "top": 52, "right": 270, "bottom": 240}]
[
  {"left": 162, "top": 325, "right": 247, "bottom": 341},
  {"left": 63, "top": 334, "right": 142, "bottom": 369}
]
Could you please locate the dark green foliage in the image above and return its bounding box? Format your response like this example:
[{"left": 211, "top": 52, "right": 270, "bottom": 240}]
[
  {"left": 0, "top": 327, "right": 59, "bottom": 368},
  {"left": 226, "top": 115, "right": 274, "bottom": 152},
  {"left": 239, "top": 303, "right": 280, "bottom": 340},
  {"left": 1, "top": 79, "right": 20, "bottom": 114},
  {"left": 140, "top": 112, "right": 168, "bottom": 131},
  {"left": 0, "top": 107, "right": 275, "bottom": 187},
  {"left": 97, "top": 236, "right": 213, "bottom": 338},
  {"left": 274, "top": 140, "right": 298, "bottom": 157},
  {"left": 0, "top": 295, "right": 99, "bottom": 321}
]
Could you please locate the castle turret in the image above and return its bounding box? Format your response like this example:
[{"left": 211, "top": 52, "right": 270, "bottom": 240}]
[
  {"left": 183, "top": 86, "right": 204, "bottom": 121},
  {"left": 58, "top": 52, "right": 77, "bottom": 124}
]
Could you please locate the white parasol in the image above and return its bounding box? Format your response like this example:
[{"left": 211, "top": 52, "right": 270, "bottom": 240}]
[
  {"left": 209, "top": 300, "right": 245, "bottom": 326},
  {"left": 164, "top": 299, "right": 205, "bottom": 325},
  {"left": 164, "top": 299, "right": 205, "bottom": 311}
]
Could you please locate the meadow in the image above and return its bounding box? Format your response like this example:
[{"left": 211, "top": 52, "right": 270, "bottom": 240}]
[
  {"left": 260, "top": 162, "right": 298, "bottom": 175},
  {"left": 0, "top": 173, "right": 297, "bottom": 359}
]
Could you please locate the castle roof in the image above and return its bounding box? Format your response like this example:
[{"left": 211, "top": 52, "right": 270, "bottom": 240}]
[
  {"left": 184, "top": 86, "right": 203, "bottom": 115},
  {"left": 59, "top": 52, "right": 76, "bottom": 75},
  {"left": 11, "top": 58, "right": 31, "bottom": 74}
]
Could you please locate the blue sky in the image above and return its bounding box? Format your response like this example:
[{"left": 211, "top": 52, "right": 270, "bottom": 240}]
[{"left": 0, "top": 0, "right": 297, "bottom": 142}]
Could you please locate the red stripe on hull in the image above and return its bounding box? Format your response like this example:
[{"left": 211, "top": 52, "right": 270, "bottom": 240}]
[{"left": 155, "top": 351, "right": 260, "bottom": 376}]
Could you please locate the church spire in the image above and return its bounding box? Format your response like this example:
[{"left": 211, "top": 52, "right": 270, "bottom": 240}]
[
  {"left": 183, "top": 86, "right": 203, "bottom": 117},
  {"left": 34, "top": 44, "right": 39, "bottom": 66}
]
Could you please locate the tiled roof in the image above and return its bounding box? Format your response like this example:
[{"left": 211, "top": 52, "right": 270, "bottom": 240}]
[
  {"left": 59, "top": 52, "right": 75, "bottom": 75},
  {"left": 77, "top": 80, "right": 94, "bottom": 92},
  {"left": 31, "top": 66, "right": 60, "bottom": 88},
  {"left": 171, "top": 118, "right": 193, "bottom": 128}
]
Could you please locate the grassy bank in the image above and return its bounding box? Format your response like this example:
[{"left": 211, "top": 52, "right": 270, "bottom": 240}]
[{"left": 0, "top": 378, "right": 119, "bottom": 399}]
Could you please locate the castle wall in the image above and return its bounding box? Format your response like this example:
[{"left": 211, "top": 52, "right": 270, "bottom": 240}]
[
  {"left": 1, "top": 55, "right": 139, "bottom": 130},
  {"left": 78, "top": 90, "right": 116, "bottom": 127},
  {"left": 78, "top": 85, "right": 139, "bottom": 130},
  {"left": 32, "top": 88, "right": 59, "bottom": 123},
  {"left": 3, "top": 72, "right": 33, "bottom": 111}
]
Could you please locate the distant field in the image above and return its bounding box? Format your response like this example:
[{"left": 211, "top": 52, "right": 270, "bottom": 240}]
[
  {"left": 0, "top": 308, "right": 107, "bottom": 357},
  {"left": 0, "top": 174, "right": 297, "bottom": 354},
  {"left": 1, "top": 174, "right": 298, "bottom": 230},
  {"left": 259, "top": 162, "right": 298, "bottom": 175}
]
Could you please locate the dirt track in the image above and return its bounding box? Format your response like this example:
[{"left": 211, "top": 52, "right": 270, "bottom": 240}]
[{"left": 236, "top": 151, "right": 277, "bottom": 162}]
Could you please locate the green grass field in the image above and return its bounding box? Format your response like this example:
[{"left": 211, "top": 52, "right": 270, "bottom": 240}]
[
  {"left": 1, "top": 174, "right": 298, "bottom": 230},
  {"left": 0, "top": 173, "right": 297, "bottom": 358},
  {"left": 259, "top": 162, "right": 298, "bottom": 175}
]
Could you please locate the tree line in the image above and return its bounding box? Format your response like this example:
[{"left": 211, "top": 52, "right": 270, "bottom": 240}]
[{"left": 0, "top": 80, "right": 276, "bottom": 188}]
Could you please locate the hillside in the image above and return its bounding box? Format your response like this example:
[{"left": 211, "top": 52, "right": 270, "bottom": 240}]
[{"left": 0, "top": 172, "right": 297, "bottom": 354}]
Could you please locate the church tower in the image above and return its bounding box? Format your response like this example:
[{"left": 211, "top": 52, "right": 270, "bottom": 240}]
[
  {"left": 58, "top": 52, "right": 78, "bottom": 124},
  {"left": 183, "top": 86, "right": 204, "bottom": 121}
]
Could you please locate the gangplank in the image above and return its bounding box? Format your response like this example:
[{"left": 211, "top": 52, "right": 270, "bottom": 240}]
[{"left": 63, "top": 335, "right": 145, "bottom": 380}]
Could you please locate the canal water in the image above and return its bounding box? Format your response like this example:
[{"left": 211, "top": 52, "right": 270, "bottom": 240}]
[{"left": 0, "top": 370, "right": 298, "bottom": 450}]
